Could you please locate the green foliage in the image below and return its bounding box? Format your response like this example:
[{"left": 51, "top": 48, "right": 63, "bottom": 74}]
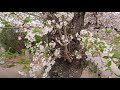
[
  {"left": 94, "top": 40, "right": 102, "bottom": 45},
  {"left": 35, "top": 35, "right": 42, "bottom": 43},
  {"left": 100, "top": 48, "right": 104, "bottom": 53},
  {"left": 33, "top": 29, "right": 40, "bottom": 33},
  {"left": 94, "top": 39, "right": 97, "bottom": 44},
  {"left": 99, "top": 45, "right": 107, "bottom": 53},
  {"left": 112, "top": 52, "right": 120, "bottom": 59},
  {"left": 91, "top": 50, "right": 98, "bottom": 56},
  {"left": 23, "top": 16, "right": 31, "bottom": 24},
  {"left": 21, "top": 49, "right": 26, "bottom": 54},
  {"left": 93, "top": 34, "right": 99, "bottom": 38},
  {"left": 22, "top": 65, "right": 31, "bottom": 71},
  {"left": 44, "top": 52, "right": 49, "bottom": 58},
  {"left": 0, "top": 27, "right": 25, "bottom": 53},
  {"left": 46, "top": 24, "right": 51, "bottom": 27},
  {"left": 85, "top": 38, "right": 89, "bottom": 44},
  {"left": 105, "top": 61, "right": 112, "bottom": 71},
  {"left": 105, "top": 28, "right": 112, "bottom": 36},
  {"left": 0, "top": 49, "right": 18, "bottom": 59},
  {"left": 88, "top": 44, "right": 93, "bottom": 50},
  {"left": 0, "top": 19, "right": 9, "bottom": 27},
  {"left": 107, "top": 61, "right": 111, "bottom": 67},
  {"left": 113, "top": 36, "right": 120, "bottom": 44},
  {"left": 83, "top": 37, "right": 89, "bottom": 49},
  {"left": 18, "top": 57, "right": 31, "bottom": 64},
  {"left": 1, "top": 21, "right": 9, "bottom": 27}
]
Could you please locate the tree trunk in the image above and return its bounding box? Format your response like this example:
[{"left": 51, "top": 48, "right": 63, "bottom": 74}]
[
  {"left": 47, "top": 12, "right": 90, "bottom": 78},
  {"left": 68, "top": 12, "right": 85, "bottom": 35},
  {"left": 46, "top": 12, "right": 87, "bottom": 63}
]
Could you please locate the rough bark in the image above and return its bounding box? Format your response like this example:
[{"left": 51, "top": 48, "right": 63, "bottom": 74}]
[
  {"left": 48, "top": 12, "right": 95, "bottom": 78},
  {"left": 44, "top": 12, "right": 88, "bottom": 63}
]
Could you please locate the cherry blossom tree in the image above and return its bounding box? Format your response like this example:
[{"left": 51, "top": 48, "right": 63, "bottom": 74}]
[{"left": 0, "top": 12, "right": 120, "bottom": 78}]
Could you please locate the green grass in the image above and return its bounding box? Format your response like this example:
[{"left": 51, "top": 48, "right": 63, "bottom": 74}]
[{"left": 18, "top": 57, "right": 31, "bottom": 64}]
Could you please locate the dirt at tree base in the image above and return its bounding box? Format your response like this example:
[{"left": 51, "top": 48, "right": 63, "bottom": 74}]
[
  {"left": 0, "top": 64, "right": 27, "bottom": 78},
  {"left": 0, "top": 59, "right": 100, "bottom": 78},
  {"left": 49, "top": 58, "right": 99, "bottom": 78},
  {"left": 80, "top": 67, "right": 100, "bottom": 78}
]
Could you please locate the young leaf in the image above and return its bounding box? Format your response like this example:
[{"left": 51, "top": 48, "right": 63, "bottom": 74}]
[
  {"left": 23, "top": 16, "right": 31, "bottom": 24},
  {"left": 99, "top": 48, "right": 104, "bottom": 53},
  {"left": 1, "top": 21, "right": 9, "bottom": 27},
  {"left": 44, "top": 52, "right": 48, "bottom": 58},
  {"left": 35, "top": 35, "right": 42, "bottom": 43},
  {"left": 33, "top": 28, "right": 43, "bottom": 34},
  {"left": 112, "top": 52, "right": 120, "bottom": 59},
  {"left": 105, "top": 28, "right": 112, "bottom": 36},
  {"left": 84, "top": 38, "right": 89, "bottom": 46},
  {"left": 23, "top": 65, "right": 31, "bottom": 71},
  {"left": 107, "top": 61, "right": 111, "bottom": 67},
  {"left": 113, "top": 36, "right": 120, "bottom": 44},
  {"left": 94, "top": 40, "right": 97, "bottom": 44}
]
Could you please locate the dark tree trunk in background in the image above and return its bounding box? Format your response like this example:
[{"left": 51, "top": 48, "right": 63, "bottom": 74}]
[{"left": 68, "top": 12, "right": 85, "bottom": 35}]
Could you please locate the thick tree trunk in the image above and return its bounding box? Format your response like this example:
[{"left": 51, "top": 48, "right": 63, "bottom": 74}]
[
  {"left": 68, "top": 12, "right": 85, "bottom": 35},
  {"left": 45, "top": 12, "right": 87, "bottom": 63},
  {"left": 46, "top": 12, "right": 90, "bottom": 78}
]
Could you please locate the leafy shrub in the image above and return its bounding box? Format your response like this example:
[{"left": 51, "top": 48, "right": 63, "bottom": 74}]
[
  {"left": 0, "top": 26, "right": 26, "bottom": 54},
  {"left": 18, "top": 57, "right": 31, "bottom": 64}
]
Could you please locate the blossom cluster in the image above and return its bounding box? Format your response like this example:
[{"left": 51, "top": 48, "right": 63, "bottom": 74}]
[
  {"left": 79, "top": 29, "right": 120, "bottom": 78},
  {"left": 19, "top": 12, "right": 74, "bottom": 78},
  {"left": 85, "top": 12, "right": 120, "bottom": 31}
]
